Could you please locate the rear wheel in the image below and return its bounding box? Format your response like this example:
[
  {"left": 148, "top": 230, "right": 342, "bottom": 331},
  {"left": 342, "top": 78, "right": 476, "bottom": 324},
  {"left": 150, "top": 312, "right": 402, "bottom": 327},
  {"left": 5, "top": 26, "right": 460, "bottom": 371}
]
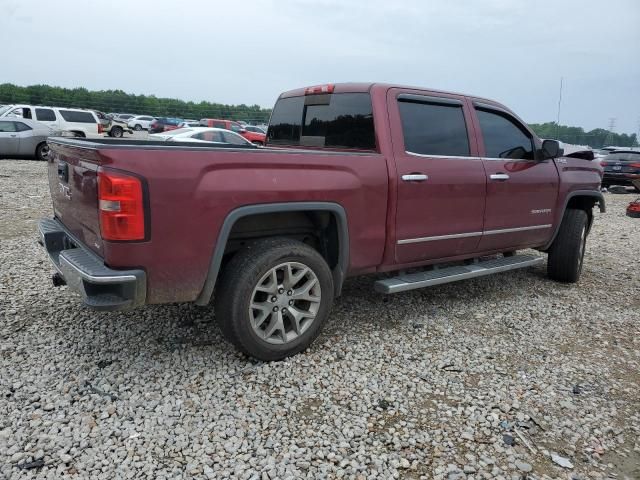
[
  {"left": 110, "top": 126, "right": 123, "bottom": 138},
  {"left": 215, "top": 238, "right": 334, "bottom": 361},
  {"left": 547, "top": 209, "right": 588, "bottom": 283},
  {"left": 35, "top": 142, "right": 49, "bottom": 161}
]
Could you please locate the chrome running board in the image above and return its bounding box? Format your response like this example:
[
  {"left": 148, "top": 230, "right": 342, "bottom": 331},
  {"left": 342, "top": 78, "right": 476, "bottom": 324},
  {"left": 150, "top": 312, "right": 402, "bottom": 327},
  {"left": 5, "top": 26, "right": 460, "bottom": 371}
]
[{"left": 374, "top": 254, "right": 544, "bottom": 294}]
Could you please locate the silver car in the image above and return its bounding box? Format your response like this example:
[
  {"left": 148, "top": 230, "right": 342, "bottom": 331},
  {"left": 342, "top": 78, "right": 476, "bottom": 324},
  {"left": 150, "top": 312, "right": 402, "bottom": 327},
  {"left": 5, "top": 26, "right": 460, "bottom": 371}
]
[{"left": 0, "top": 118, "right": 54, "bottom": 160}]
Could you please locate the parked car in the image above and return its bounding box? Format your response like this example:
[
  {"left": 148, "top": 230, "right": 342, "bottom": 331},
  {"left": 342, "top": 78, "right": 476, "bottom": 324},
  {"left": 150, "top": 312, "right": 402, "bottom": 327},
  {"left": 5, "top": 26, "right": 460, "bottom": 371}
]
[
  {"left": 0, "top": 104, "right": 100, "bottom": 137},
  {"left": 245, "top": 125, "right": 266, "bottom": 134},
  {"left": 127, "top": 116, "right": 156, "bottom": 131},
  {"left": 600, "top": 150, "right": 640, "bottom": 191},
  {"left": 148, "top": 117, "right": 182, "bottom": 133},
  {"left": 114, "top": 113, "right": 136, "bottom": 123},
  {"left": 0, "top": 118, "right": 55, "bottom": 160},
  {"left": 200, "top": 118, "right": 267, "bottom": 145},
  {"left": 39, "top": 82, "right": 604, "bottom": 361},
  {"left": 151, "top": 127, "right": 255, "bottom": 146}
]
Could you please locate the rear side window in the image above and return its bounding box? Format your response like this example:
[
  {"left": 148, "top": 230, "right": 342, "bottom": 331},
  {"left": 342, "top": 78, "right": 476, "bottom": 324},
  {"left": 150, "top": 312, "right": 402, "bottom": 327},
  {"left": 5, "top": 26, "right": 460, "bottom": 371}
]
[
  {"left": 36, "top": 108, "right": 56, "bottom": 121},
  {"left": 476, "top": 109, "right": 534, "bottom": 160},
  {"left": 59, "top": 110, "right": 96, "bottom": 123},
  {"left": 15, "top": 122, "right": 32, "bottom": 132},
  {"left": 268, "top": 93, "right": 376, "bottom": 150},
  {"left": 398, "top": 98, "right": 470, "bottom": 156}
]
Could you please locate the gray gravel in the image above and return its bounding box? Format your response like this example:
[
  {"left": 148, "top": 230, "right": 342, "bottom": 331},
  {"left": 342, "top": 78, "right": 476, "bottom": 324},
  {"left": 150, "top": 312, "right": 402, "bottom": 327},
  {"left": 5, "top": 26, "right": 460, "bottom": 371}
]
[{"left": 1, "top": 159, "right": 639, "bottom": 479}]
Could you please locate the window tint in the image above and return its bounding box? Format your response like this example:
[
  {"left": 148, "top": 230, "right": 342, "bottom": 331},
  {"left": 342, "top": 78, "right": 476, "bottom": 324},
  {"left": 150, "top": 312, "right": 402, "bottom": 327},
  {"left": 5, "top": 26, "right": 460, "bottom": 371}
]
[
  {"left": 222, "top": 131, "right": 249, "bottom": 145},
  {"left": 607, "top": 152, "right": 640, "bottom": 162},
  {"left": 59, "top": 110, "right": 96, "bottom": 123},
  {"left": 0, "top": 121, "right": 17, "bottom": 132},
  {"left": 268, "top": 93, "right": 376, "bottom": 150},
  {"left": 35, "top": 108, "right": 56, "bottom": 121},
  {"left": 193, "top": 131, "right": 224, "bottom": 142},
  {"left": 476, "top": 109, "right": 534, "bottom": 159},
  {"left": 14, "top": 122, "right": 32, "bottom": 132},
  {"left": 398, "top": 99, "right": 470, "bottom": 156}
]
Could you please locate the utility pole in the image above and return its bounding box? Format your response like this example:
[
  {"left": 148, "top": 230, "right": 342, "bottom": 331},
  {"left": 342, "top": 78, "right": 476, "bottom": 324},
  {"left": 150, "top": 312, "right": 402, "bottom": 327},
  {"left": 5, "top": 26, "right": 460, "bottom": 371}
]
[
  {"left": 603, "top": 118, "right": 616, "bottom": 146},
  {"left": 555, "top": 77, "right": 563, "bottom": 140}
]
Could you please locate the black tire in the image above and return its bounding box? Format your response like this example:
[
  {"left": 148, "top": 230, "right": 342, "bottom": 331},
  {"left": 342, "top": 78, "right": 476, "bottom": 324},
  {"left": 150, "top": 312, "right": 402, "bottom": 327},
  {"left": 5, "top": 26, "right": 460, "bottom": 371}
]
[
  {"left": 134, "top": 124, "right": 142, "bottom": 131},
  {"left": 35, "top": 142, "right": 49, "bottom": 161},
  {"left": 72, "top": 131, "right": 85, "bottom": 138},
  {"left": 547, "top": 209, "right": 588, "bottom": 283},
  {"left": 215, "top": 237, "right": 334, "bottom": 361},
  {"left": 110, "top": 126, "right": 123, "bottom": 138}
]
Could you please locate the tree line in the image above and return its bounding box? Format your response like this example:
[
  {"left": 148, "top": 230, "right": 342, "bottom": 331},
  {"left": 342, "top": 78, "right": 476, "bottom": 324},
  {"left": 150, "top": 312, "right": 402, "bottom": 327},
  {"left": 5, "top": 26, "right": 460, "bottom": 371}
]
[
  {"left": 0, "top": 83, "right": 272, "bottom": 124},
  {"left": 528, "top": 122, "right": 637, "bottom": 148}
]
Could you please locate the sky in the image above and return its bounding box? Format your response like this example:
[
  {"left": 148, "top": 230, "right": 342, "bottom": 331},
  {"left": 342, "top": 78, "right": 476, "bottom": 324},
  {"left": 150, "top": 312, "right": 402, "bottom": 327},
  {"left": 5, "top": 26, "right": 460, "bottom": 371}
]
[{"left": 1, "top": 0, "right": 639, "bottom": 134}]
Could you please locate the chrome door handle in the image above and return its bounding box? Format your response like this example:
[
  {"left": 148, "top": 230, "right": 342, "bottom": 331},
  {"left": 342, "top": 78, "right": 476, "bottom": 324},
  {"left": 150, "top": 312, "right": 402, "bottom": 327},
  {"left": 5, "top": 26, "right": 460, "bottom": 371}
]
[
  {"left": 402, "top": 174, "right": 428, "bottom": 182},
  {"left": 490, "top": 173, "right": 510, "bottom": 181}
]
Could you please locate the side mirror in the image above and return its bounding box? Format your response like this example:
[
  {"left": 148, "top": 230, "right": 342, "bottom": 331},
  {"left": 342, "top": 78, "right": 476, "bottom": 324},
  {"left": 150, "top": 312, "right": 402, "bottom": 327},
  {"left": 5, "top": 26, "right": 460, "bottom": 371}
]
[{"left": 541, "top": 139, "right": 563, "bottom": 160}]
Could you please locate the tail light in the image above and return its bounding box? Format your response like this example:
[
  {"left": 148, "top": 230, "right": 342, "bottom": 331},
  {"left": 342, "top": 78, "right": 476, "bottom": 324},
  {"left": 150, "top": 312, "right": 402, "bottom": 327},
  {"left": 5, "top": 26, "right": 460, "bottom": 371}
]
[
  {"left": 98, "top": 123, "right": 104, "bottom": 134},
  {"left": 600, "top": 161, "right": 608, "bottom": 166},
  {"left": 629, "top": 163, "right": 640, "bottom": 168},
  {"left": 305, "top": 84, "right": 335, "bottom": 95},
  {"left": 98, "top": 169, "right": 145, "bottom": 241}
]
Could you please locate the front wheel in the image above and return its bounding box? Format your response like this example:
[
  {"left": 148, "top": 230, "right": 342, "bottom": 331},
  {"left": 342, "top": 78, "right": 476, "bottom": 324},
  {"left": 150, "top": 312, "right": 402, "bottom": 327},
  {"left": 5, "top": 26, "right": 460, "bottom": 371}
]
[
  {"left": 134, "top": 124, "right": 142, "bottom": 131},
  {"left": 215, "top": 238, "right": 334, "bottom": 361},
  {"left": 547, "top": 209, "right": 588, "bottom": 283},
  {"left": 35, "top": 142, "right": 49, "bottom": 161}
]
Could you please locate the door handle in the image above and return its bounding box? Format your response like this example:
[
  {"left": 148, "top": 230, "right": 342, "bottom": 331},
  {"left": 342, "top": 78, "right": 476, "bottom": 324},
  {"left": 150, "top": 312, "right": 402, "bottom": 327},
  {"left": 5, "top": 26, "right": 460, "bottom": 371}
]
[
  {"left": 10, "top": 134, "right": 17, "bottom": 138},
  {"left": 402, "top": 174, "right": 428, "bottom": 182},
  {"left": 490, "top": 173, "right": 510, "bottom": 181}
]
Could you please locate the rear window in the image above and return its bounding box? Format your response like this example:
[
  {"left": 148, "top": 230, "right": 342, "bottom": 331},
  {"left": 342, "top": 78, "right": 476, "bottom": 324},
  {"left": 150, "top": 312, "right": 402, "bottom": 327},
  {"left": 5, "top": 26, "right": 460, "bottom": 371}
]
[
  {"left": 267, "top": 93, "right": 376, "bottom": 150},
  {"left": 59, "top": 110, "right": 96, "bottom": 123},
  {"left": 607, "top": 152, "right": 640, "bottom": 162}
]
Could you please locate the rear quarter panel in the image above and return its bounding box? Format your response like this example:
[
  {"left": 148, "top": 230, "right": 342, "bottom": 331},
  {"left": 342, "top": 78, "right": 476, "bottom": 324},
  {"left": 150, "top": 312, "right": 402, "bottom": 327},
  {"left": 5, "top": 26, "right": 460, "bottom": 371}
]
[{"left": 98, "top": 148, "right": 389, "bottom": 303}]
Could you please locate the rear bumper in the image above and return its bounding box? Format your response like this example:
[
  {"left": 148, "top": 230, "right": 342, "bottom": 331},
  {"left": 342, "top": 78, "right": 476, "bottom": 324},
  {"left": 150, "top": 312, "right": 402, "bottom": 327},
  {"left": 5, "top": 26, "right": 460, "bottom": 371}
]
[
  {"left": 38, "top": 218, "right": 146, "bottom": 311},
  {"left": 602, "top": 172, "right": 640, "bottom": 186}
]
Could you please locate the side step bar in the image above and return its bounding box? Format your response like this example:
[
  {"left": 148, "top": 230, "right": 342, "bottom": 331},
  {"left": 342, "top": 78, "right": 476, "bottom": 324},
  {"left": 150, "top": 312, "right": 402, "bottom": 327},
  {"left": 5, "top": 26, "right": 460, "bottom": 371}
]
[{"left": 374, "top": 254, "right": 544, "bottom": 294}]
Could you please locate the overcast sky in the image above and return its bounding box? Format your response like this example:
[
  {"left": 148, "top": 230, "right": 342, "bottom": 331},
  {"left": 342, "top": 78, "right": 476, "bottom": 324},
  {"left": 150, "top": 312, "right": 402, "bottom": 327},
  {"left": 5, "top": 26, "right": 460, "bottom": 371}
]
[{"left": 1, "top": 0, "right": 639, "bottom": 133}]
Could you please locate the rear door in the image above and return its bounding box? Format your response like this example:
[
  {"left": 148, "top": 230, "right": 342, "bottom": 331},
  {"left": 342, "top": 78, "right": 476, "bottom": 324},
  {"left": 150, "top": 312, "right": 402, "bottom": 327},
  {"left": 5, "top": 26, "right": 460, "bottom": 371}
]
[
  {"left": 388, "top": 89, "right": 487, "bottom": 263},
  {"left": 472, "top": 103, "right": 558, "bottom": 251},
  {"left": 0, "top": 120, "right": 20, "bottom": 155}
]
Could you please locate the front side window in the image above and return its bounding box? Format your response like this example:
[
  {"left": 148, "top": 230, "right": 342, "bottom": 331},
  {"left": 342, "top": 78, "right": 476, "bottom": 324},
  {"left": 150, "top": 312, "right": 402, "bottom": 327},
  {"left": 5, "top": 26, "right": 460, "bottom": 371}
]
[
  {"left": 59, "top": 110, "right": 96, "bottom": 123},
  {"left": 36, "top": 108, "right": 56, "bottom": 121},
  {"left": 0, "top": 121, "right": 17, "bottom": 132},
  {"left": 268, "top": 93, "right": 376, "bottom": 150},
  {"left": 476, "top": 109, "right": 534, "bottom": 159},
  {"left": 398, "top": 99, "right": 470, "bottom": 156}
]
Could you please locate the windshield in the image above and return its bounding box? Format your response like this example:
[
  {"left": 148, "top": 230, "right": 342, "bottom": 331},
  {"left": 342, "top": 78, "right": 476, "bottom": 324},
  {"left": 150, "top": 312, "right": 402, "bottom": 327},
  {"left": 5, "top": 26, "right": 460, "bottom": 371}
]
[{"left": 0, "top": 105, "right": 14, "bottom": 117}]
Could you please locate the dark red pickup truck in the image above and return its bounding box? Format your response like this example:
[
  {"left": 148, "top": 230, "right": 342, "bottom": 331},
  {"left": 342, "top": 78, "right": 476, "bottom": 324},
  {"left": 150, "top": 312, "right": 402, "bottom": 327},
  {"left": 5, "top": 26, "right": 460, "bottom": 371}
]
[{"left": 39, "top": 83, "right": 604, "bottom": 360}]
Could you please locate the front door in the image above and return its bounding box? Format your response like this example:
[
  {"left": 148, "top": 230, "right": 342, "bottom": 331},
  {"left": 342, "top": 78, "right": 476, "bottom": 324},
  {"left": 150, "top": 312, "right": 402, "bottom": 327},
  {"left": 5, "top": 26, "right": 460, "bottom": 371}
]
[
  {"left": 388, "top": 90, "right": 487, "bottom": 264},
  {"left": 0, "top": 120, "right": 20, "bottom": 156},
  {"left": 473, "top": 105, "right": 559, "bottom": 251}
]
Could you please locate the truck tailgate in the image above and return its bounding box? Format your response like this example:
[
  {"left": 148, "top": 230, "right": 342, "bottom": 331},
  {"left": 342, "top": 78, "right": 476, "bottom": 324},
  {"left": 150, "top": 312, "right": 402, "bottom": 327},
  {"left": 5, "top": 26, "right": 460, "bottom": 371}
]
[{"left": 47, "top": 141, "right": 104, "bottom": 255}]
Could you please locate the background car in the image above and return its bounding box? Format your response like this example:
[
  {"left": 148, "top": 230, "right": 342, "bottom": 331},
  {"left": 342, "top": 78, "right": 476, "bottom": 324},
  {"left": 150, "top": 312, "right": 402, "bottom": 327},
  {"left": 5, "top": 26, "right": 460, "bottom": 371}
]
[
  {"left": 127, "top": 116, "right": 155, "bottom": 131},
  {"left": 0, "top": 117, "right": 55, "bottom": 160},
  {"left": 149, "top": 117, "right": 183, "bottom": 133},
  {"left": 177, "top": 121, "right": 201, "bottom": 128},
  {"left": 0, "top": 104, "right": 100, "bottom": 137},
  {"left": 114, "top": 113, "right": 136, "bottom": 123},
  {"left": 199, "top": 118, "right": 266, "bottom": 145},
  {"left": 600, "top": 150, "right": 640, "bottom": 191},
  {"left": 245, "top": 125, "right": 266, "bottom": 134},
  {"left": 150, "top": 127, "right": 255, "bottom": 147}
]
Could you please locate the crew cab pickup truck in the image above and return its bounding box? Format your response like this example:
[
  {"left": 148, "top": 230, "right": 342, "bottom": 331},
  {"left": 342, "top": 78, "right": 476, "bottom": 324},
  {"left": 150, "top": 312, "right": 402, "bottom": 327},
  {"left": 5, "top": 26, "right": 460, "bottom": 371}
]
[{"left": 39, "top": 83, "right": 605, "bottom": 360}]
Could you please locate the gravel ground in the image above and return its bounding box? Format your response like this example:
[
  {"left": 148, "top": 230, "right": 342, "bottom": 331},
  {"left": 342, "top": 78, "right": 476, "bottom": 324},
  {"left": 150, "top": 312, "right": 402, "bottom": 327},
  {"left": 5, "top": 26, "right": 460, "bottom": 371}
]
[{"left": 1, "top": 159, "right": 639, "bottom": 480}]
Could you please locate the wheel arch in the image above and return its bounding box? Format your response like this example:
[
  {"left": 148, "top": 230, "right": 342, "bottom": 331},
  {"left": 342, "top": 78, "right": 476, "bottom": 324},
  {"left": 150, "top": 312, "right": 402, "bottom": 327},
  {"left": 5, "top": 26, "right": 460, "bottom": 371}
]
[
  {"left": 542, "top": 190, "right": 605, "bottom": 251},
  {"left": 195, "top": 202, "right": 349, "bottom": 306}
]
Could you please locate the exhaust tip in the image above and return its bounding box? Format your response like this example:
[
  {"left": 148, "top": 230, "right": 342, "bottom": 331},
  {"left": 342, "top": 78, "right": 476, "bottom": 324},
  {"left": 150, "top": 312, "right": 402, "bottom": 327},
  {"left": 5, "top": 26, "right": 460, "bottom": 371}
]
[{"left": 52, "top": 273, "right": 66, "bottom": 287}]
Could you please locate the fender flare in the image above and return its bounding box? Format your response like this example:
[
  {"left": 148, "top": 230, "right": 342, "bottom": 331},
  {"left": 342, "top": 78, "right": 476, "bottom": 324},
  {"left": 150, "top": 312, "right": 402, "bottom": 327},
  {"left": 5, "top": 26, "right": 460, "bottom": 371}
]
[
  {"left": 542, "top": 190, "right": 605, "bottom": 250},
  {"left": 195, "top": 202, "right": 350, "bottom": 306}
]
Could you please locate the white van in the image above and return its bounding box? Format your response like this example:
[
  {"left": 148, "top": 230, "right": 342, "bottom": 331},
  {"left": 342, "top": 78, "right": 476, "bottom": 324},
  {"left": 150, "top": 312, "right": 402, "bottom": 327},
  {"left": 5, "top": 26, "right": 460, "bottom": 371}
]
[{"left": 0, "top": 104, "right": 100, "bottom": 137}]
